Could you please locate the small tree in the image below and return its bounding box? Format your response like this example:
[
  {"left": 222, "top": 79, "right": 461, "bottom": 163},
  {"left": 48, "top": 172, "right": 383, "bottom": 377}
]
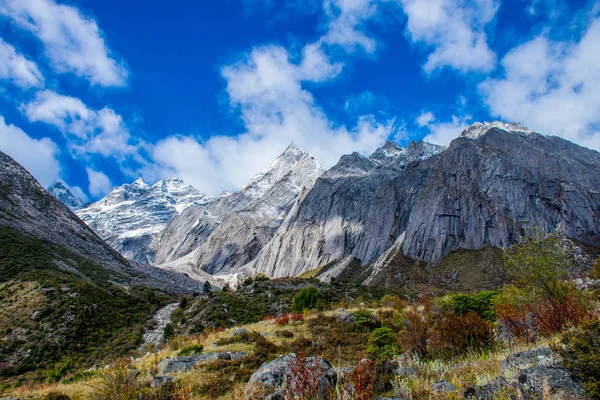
[
  {"left": 292, "top": 287, "right": 320, "bottom": 313},
  {"left": 504, "top": 231, "right": 571, "bottom": 301}
]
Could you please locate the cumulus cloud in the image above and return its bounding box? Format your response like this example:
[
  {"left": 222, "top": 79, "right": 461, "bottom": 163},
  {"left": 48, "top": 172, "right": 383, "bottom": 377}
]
[
  {"left": 416, "top": 111, "right": 435, "bottom": 127},
  {"left": 397, "top": 0, "right": 498, "bottom": 73},
  {"left": 23, "top": 90, "right": 136, "bottom": 157},
  {"left": 0, "top": 0, "right": 127, "bottom": 87},
  {"left": 86, "top": 167, "right": 112, "bottom": 197},
  {"left": 69, "top": 185, "right": 88, "bottom": 203},
  {"left": 322, "top": 0, "right": 380, "bottom": 53},
  {"left": 420, "top": 112, "right": 471, "bottom": 146},
  {"left": 0, "top": 37, "right": 44, "bottom": 88},
  {"left": 479, "top": 18, "right": 600, "bottom": 150},
  {"left": 147, "top": 44, "right": 392, "bottom": 195},
  {"left": 0, "top": 115, "right": 60, "bottom": 186}
]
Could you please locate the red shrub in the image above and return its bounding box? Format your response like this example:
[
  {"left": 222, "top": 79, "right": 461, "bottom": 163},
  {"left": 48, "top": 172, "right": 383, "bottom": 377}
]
[
  {"left": 432, "top": 312, "right": 495, "bottom": 359},
  {"left": 275, "top": 314, "right": 290, "bottom": 326},
  {"left": 496, "top": 302, "right": 534, "bottom": 344},
  {"left": 289, "top": 313, "right": 304, "bottom": 323},
  {"left": 284, "top": 352, "right": 331, "bottom": 400},
  {"left": 528, "top": 290, "right": 593, "bottom": 336},
  {"left": 338, "top": 357, "right": 374, "bottom": 400}
]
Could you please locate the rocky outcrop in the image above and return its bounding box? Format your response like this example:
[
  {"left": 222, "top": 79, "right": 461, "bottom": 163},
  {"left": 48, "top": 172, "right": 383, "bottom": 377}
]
[
  {"left": 249, "top": 125, "right": 600, "bottom": 278},
  {"left": 245, "top": 354, "right": 337, "bottom": 400},
  {"left": 158, "top": 352, "right": 248, "bottom": 374},
  {"left": 154, "top": 145, "right": 323, "bottom": 275}
]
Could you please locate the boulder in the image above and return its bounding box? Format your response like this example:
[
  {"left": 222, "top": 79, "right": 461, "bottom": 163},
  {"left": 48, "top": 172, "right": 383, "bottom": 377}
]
[
  {"left": 511, "top": 366, "right": 589, "bottom": 399},
  {"left": 431, "top": 381, "right": 456, "bottom": 393},
  {"left": 159, "top": 351, "right": 248, "bottom": 373},
  {"left": 231, "top": 327, "right": 250, "bottom": 338},
  {"left": 501, "top": 347, "right": 561, "bottom": 372},
  {"left": 463, "top": 377, "right": 510, "bottom": 399},
  {"left": 336, "top": 312, "right": 355, "bottom": 324},
  {"left": 151, "top": 375, "right": 176, "bottom": 388},
  {"left": 245, "top": 354, "right": 337, "bottom": 400}
]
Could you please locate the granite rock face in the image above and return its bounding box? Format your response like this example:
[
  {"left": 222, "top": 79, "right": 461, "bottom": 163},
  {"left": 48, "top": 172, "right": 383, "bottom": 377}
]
[
  {"left": 250, "top": 126, "right": 600, "bottom": 278},
  {"left": 154, "top": 144, "right": 323, "bottom": 275}
]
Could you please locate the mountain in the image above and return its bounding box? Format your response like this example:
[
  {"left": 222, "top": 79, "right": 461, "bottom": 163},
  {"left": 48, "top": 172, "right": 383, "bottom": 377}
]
[
  {"left": 0, "top": 150, "right": 209, "bottom": 378},
  {"left": 76, "top": 177, "right": 207, "bottom": 263},
  {"left": 47, "top": 180, "right": 85, "bottom": 210},
  {"left": 152, "top": 144, "right": 324, "bottom": 275},
  {"left": 248, "top": 122, "right": 600, "bottom": 279}
]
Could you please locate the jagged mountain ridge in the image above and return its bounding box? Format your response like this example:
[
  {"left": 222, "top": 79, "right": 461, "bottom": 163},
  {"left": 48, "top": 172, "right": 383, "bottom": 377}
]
[
  {"left": 152, "top": 144, "right": 324, "bottom": 275},
  {"left": 47, "top": 181, "right": 85, "bottom": 211},
  {"left": 249, "top": 124, "right": 600, "bottom": 278},
  {"left": 76, "top": 177, "right": 207, "bottom": 263}
]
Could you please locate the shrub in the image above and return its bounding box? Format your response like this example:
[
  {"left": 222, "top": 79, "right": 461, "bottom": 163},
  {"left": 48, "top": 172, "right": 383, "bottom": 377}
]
[
  {"left": 283, "top": 351, "right": 331, "bottom": 400},
  {"left": 431, "top": 312, "right": 495, "bottom": 359},
  {"left": 177, "top": 344, "right": 203, "bottom": 356},
  {"left": 528, "top": 288, "right": 592, "bottom": 336},
  {"left": 496, "top": 302, "right": 534, "bottom": 344},
  {"left": 381, "top": 294, "right": 404, "bottom": 310},
  {"left": 163, "top": 323, "right": 175, "bottom": 340},
  {"left": 338, "top": 358, "right": 374, "bottom": 400},
  {"left": 93, "top": 359, "right": 139, "bottom": 400},
  {"left": 275, "top": 313, "right": 304, "bottom": 326},
  {"left": 504, "top": 231, "right": 571, "bottom": 301},
  {"left": 554, "top": 320, "right": 600, "bottom": 399},
  {"left": 292, "top": 287, "right": 321, "bottom": 313},
  {"left": 367, "top": 327, "right": 399, "bottom": 360},
  {"left": 398, "top": 307, "right": 430, "bottom": 359},
  {"left": 451, "top": 291, "right": 498, "bottom": 322},
  {"left": 593, "top": 258, "right": 600, "bottom": 280},
  {"left": 352, "top": 310, "right": 377, "bottom": 330}
]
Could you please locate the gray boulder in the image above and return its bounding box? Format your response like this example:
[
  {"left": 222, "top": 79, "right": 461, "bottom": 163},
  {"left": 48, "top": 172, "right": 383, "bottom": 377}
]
[
  {"left": 512, "top": 366, "right": 589, "bottom": 399},
  {"left": 432, "top": 381, "right": 456, "bottom": 393},
  {"left": 463, "top": 376, "right": 509, "bottom": 399},
  {"left": 159, "top": 351, "right": 248, "bottom": 373},
  {"left": 231, "top": 327, "right": 250, "bottom": 338},
  {"left": 151, "top": 375, "right": 176, "bottom": 388},
  {"left": 245, "top": 354, "right": 337, "bottom": 399},
  {"left": 501, "top": 347, "right": 561, "bottom": 372}
]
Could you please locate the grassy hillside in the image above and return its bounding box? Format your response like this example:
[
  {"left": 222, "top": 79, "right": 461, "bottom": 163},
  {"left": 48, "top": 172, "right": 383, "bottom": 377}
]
[{"left": 0, "top": 226, "right": 168, "bottom": 383}]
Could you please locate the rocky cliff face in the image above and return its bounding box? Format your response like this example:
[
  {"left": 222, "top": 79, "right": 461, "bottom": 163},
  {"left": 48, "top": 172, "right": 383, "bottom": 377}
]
[
  {"left": 153, "top": 145, "right": 324, "bottom": 275},
  {"left": 47, "top": 181, "right": 85, "bottom": 210},
  {"left": 250, "top": 125, "right": 600, "bottom": 278},
  {"left": 76, "top": 178, "right": 207, "bottom": 263}
]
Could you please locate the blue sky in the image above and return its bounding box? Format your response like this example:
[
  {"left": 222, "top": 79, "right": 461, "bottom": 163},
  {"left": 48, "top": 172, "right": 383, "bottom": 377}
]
[{"left": 0, "top": 0, "right": 599, "bottom": 200}]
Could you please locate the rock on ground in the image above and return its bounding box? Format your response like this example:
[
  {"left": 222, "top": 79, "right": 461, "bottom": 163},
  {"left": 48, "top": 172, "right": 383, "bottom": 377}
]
[
  {"left": 245, "top": 354, "right": 337, "bottom": 400},
  {"left": 512, "top": 366, "right": 589, "bottom": 400},
  {"left": 158, "top": 352, "right": 248, "bottom": 374}
]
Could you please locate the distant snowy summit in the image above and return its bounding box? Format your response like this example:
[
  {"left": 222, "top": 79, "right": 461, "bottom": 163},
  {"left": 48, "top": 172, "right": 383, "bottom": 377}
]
[
  {"left": 47, "top": 181, "right": 85, "bottom": 211},
  {"left": 460, "top": 121, "right": 534, "bottom": 140}
]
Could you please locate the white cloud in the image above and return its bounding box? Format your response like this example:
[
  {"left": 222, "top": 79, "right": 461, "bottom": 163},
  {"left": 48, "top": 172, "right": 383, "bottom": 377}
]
[
  {"left": 421, "top": 113, "right": 471, "bottom": 146},
  {"left": 69, "top": 185, "right": 88, "bottom": 203},
  {"left": 322, "top": 0, "right": 380, "bottom": 53},
  {"left": 0, "top": 0, "right": 127, "bottom": 87},
  {"left": 416, "top": 110, "right": 435, "bottom": 127},
  {"left": 0, "top": 115, "right": 60, "bottom": 186},
  {"left": 146, "top": 44, "right": 392, "bottom": 195},
  {"left": 23, "top": 90, "right": 136, "bottom": 157},
  {"left": 479, "top": 18, "right": 600, "bottom": 150},
  {"left": 397, "top": 0, "right": 498, "bottom": 73},
  {"left": 86, "top": 167, "right": 112, "bottom": 197},
  {"left": 0, "top": 37, "right": 44, "bottom": 88}
]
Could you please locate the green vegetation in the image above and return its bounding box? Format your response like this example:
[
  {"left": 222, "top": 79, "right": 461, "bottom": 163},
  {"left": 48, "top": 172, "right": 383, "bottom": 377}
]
[
  {"left": 451, "top": 290, "right": 498, "bottom": 322},
  {"left": 291, "top": 287, "right": 321, "bottom": 312},
  {"left": 177, "top": 345, "right": 203, "bottom": 356},
  {"left": 0, "top": 226, "right": 166, "bottom": 382},
  {"left": 555, "top": 319, "right": 600, "bottom": 399},
  {"left": 367, "top": 327, "right": 399, "bottom": 360}
]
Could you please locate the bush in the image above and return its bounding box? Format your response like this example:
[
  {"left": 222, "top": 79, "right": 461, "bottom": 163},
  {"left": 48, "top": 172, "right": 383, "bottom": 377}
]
[
  {"left": 338, "top": 358, "right": 374, "bottom": 400},
  {"left": 432, "top": 312, "right": 495, "bottom": 359},
  {"left": 593, "top": 258, "right": 600, "bottom": 280},
  {"left": 367, "top": 327, "right": 399, "bottom": 360},
  {"left": 177, "top": 344, "right": 203, "bottom": 356},
  {"left": 528, "top": 288, "right": 592, "bottom": 336},
  {"left": 381, "top": 294, "right": 404, "bottom": 310},
  {"left": 398, "top": 306, "right": 431, "bottom": 359},
  {"left": 163, "top": 323, "right": 175, "bottom": 340},
  {"left": 352, "top": 310, "right": 377, "bottom": 330},
  {"left": 451, "top": 291, "right": 498, "bottom": 322},
  {"left": 554, "top": 320, "right": 600, "bottom": 399},
  {"left": 292, "top": 287, "right": 321, "bottom": 313},
  {"left": 275, "top": 313, "right": 304, "bottom": 326}
]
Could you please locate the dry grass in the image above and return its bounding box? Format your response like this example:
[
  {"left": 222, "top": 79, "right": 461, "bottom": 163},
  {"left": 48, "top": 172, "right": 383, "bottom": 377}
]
[{"left": 0, "top": 281, "right": 47, "bottom": 331}]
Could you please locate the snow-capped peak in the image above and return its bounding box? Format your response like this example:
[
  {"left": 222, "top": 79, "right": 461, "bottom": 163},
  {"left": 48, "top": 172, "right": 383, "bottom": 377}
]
[
  {"left": 47, "top": 181, "right": 85, "bottom": 211},
  {"left": 369, "top": 140, "right": 445, "bottom": 169},
  {"left": 242, "top": 143, "right": 323, "bottom": 199},
  {"left": 460, "top": 121, "right": 534, "bottom": 140}
]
